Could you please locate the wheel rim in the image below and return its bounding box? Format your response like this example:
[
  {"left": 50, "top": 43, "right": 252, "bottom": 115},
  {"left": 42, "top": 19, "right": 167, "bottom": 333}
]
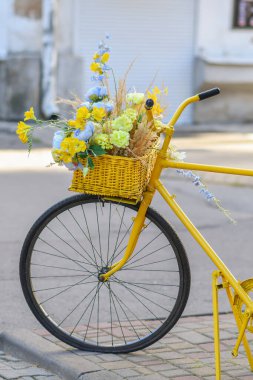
[{"left": 25, "top": 198, "right": 185, "bottom": 351}]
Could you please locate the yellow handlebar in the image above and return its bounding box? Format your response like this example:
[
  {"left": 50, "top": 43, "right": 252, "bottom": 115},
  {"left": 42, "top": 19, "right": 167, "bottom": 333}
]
[{"left": 168, "top": 87, "right": 220, "bottom": 127}]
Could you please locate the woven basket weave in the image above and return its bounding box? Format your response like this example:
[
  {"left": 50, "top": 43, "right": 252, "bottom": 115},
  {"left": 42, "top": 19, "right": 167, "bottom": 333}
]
[{"left": 69, "top": 139, "right": 159, "bottom": 201}]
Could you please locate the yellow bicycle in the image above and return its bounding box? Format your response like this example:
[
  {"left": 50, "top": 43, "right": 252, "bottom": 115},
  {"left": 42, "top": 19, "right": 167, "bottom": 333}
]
[{"left": 20, "top": 88, "right": 253, "bottom": 379}]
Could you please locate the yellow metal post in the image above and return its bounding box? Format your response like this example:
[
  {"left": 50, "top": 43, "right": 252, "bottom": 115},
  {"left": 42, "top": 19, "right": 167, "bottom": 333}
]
[
  {"left": 232, "top": 311, "right": 251, "bottom": 357},
  {"left": 212, "top": 271, "right": 221, "bottom": 380},
  {"left": 225, "top": 284, "right": 253, "bottom": 370}
]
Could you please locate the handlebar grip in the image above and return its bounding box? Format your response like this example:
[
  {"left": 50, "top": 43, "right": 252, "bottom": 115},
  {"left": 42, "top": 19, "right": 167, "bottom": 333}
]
[
  {"left": 198, "top": 88, "right": 220, "bottom": 101},
  {"left": 145, "top": 99, "right": 154, "bottom": 110}
]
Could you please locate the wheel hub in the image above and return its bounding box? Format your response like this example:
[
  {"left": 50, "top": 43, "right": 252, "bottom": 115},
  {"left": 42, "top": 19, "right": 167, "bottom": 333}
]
[{"left": 98, "top": 266, "right": 110, "bottom": 282}]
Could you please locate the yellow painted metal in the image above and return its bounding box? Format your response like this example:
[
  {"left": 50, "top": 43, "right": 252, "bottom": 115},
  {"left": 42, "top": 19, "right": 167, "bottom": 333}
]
[
  {"left": 163, "top": 160, "right": 253, "bottom": 177},
  {"left": 100, "top": 188, "right": 155, "bottom": 281},
  {"left": 224, "top": 278, "right": 253, "bottom": 370},
  {"left": 155, "top": 179, "right": 253, "bottom": 312},
  {"left": 232, "top": 310, "right": 251, "bottom": 357},
  {"left": 212, "top": 271, "right": 221, "bottom": 380},
  {"left": 99, "top": 90, "right": 253, "bottom": 377},
  {"left": 102, "top": 196, "right": 138, "bottom": 205},
  {"left": 167, "top": 94, "right": 200, "bottom": 127}
]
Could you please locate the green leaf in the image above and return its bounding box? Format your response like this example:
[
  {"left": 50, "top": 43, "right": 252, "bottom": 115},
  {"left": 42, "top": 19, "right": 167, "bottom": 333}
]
[
  {"left": 87, "top": 156, "right": 95, "bottom": 170},
  {"left": 78, "top": 151, "right": 88, "bottom": 159},
  {"left": 89, "top": 144, "right": 106, "bottom": 156},
  {"left": 137, "top": 113, "right": 144, "bottom": 123}
]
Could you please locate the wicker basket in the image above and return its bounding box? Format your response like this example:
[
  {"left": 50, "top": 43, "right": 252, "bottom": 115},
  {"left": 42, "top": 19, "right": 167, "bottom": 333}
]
[{"left": 69, "top": 139, "right": 159, "bottom": 201}]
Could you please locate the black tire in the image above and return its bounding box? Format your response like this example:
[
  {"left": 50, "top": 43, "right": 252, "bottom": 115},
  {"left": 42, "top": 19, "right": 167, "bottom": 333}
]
[{"left": 20, "top": 194, "right": 191, "bottom": 353}]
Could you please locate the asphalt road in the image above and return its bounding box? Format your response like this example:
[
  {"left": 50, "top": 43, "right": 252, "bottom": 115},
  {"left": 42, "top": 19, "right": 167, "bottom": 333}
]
[{"left": 1, "top": 127, "right": 253, "bottom": 332}]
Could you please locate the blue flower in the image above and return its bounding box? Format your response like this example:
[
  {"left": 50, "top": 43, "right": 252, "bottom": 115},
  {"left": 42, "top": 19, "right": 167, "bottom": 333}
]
[
  {"left": 74, "top": 121, "right": 95, "bottom": 141},
  {"left": 64, "top": 162, "right": 83, "bottom": 171},
  {"left": 91, "top": 74, "right": 105, "bottom": 82},
  {"left": 85, "top": 86, "right": 108, "bottom": 102},
  {"left": 79, "top": 101, "right": 92, "bottom": 111},
  {"left": 52, "top": 130, "right": 65, "bottom": 149},
  {"left": 102, "top": 64, "right": 111, "bottom": 71},
  {"left": 94, "top": 101, "right": 114, "bottom": 113}
]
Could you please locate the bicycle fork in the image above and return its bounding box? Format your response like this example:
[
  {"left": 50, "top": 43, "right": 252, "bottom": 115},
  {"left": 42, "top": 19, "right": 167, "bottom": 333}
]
[{"left": 99, "top": 188, "right": 155, "bottom": 282}]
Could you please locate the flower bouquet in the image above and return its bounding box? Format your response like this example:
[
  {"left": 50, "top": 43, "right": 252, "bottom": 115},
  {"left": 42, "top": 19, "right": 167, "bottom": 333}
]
[{"left": 16, "top": 37, "right": 169, "bottom": 201}]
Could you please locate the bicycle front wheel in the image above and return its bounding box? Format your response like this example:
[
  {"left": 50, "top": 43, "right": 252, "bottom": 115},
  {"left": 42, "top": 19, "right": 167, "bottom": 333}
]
[{"left": 20, "top": 194, "right": 191, "bottom": 353}]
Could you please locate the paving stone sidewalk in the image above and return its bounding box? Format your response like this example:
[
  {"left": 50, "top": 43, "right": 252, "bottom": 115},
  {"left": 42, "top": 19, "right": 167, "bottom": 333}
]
[
  {"left": 0, "top": 350, "right": 60, "bottom": 380},
  {"left": 27, "top": 314, "right": 253, "bottom": 380}
]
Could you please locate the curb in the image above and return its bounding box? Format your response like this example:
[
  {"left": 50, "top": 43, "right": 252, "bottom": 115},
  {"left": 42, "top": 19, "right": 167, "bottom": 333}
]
[{"left": 0, "top": 328, "right": 121, "bottom": 380}]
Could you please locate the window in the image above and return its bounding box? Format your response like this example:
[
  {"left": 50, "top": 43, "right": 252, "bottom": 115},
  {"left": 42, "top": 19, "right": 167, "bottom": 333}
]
[{"left": 234, "top": 0, "right": 253, "bottom": 28}]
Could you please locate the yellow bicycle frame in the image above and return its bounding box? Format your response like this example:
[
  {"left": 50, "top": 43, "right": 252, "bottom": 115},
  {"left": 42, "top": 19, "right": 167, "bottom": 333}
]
[{"left": 100, "top": 91, "right": 253, "bottom": 379}]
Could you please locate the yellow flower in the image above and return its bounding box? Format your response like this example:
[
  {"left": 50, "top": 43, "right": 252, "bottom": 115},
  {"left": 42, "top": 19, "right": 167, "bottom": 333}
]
[
  {"left": 101, "top": 52, "right": 110, "bottom": 63},
  {"left": 152, "top": 86, "right": 161, "bottom": 95},
  {"left": 24, "top": 107, "right": 36, "bottom": 121},
  {"left": 52, "top": 149, "right": 72, "bottom": 163},
  {"left": 61, "top": 137, "right": 86, "bottom": 157},
  {"left": 68, "top": 120, "right": 76, "bottom": 127},
  {"left": 92, "top": 107, "right": 107, "bottom": 122},
  {"left": 90, "top": 62, "right": 102, "bottom": 74},
  {"left": 93, "top": 52, "right": 100, "bottom": 60},
  {"left": 75, "top": 106, "right": 91, "bottom": 129},
  {"left": 147, "top": 87, "right": 165, "bottom": 117},
  {"left": 16, "top": 121, "right": 31, "bottom": 144},
  {"left": 77, "top": 106, "right": 90, "bottom": 120}
]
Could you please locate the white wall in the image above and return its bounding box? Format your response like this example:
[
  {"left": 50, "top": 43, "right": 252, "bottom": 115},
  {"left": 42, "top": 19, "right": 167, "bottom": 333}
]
[
  {"left": 8, "top": 0, "right": 42, "bottom": 54},
  {"left": 73, "top": 0, "right": 196, "bottom": 123},
  {"left": 196, "top": 0, "right": 253, "bottom": 61},
  {"left": 6, "top": 0, "right": 74, "bottom": 55}
]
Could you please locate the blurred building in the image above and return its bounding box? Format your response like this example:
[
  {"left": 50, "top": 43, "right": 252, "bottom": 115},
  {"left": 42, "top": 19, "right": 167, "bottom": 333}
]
[{"left": 1, "top": 0, "right": 253, "bottom": 124}]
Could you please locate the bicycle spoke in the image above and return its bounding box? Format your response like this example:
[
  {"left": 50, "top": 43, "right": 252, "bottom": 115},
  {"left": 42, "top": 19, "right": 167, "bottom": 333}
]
[
  {"left": 81, "top": 205, "right": 105, "bottom": 268},
  {"left": 31, "top": 274, "right": 89, "bottom": 279},
  {"left": 106, "top": 284, "right": 141, "bottom": 340},
  {"left": 37, "top": 237, "right": 89, "bottom": 271},
  {"left": 33, "top": 249, "right": 92, "bottom": 266},
  {"left": 110, "top": 286, "right": 127, "bottom": 345},
  {"left": 95, "top": 203, "right": 103, "bottom": 267},
  {"left": 83, "top": 283, "right": 100, "bottom": 341},
  {"left": 45, "top": 226, "right": 94, "bottom": 267},
  {"left": 111, "top": 278, "right": 164, "bottom": 323},
  {"left": 106, "top": 202, "right": 111, "bottom": 265},
  {"left": 97, "top": 281, "right": 100, "bottom": 345},
  {"left": 115, "top": 279, "right": 177, "bottom": 300},
  {"left": 39, "top": 274, "right": 94, "bottom": 305},
  {"left": 110, "top": 206, "right": 126, "bottom": 265},
  {"left": 113, "top": 278, "right": 171, "bottom": 312},
  {"left": 107, "top": 282, "right": 114, "bottom": 347},
  {"left": 121, "top": 268, "right": 179, "bottom": 272},
  {"left": 123, "top": 257, "right": 176, "bottom": 271},
  {"left": 33, "top": 276, "right": 96, "bottom": 292},
  {"left": 31, "top": 263, "right": 88, "bottom": 273},
  {"left": 59, "top": 283, "right": 98, "bottom": 326},
  {"left": 108, "top": 281, "right": 152, "bottom": 334},
  {"left": 116, "top": 281, "right": 179, "bottom": 287},
  {"left": 124, "top": 244, "right": 172, "bottom": 268},
  {"left": 68, "top": 210, "right": 102, "bottom": 268},
  {"left": 108, "top": 221, "right": 134, "bottom": 264},
  {"left": 58, "top": 213, "right": 98, "bottom": 268},
  {"left": 111, "top": 228, "right": 162, "bottom": 265},
  {"left": 70, "top": 283, "right": 102, "bottom": 336}
]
